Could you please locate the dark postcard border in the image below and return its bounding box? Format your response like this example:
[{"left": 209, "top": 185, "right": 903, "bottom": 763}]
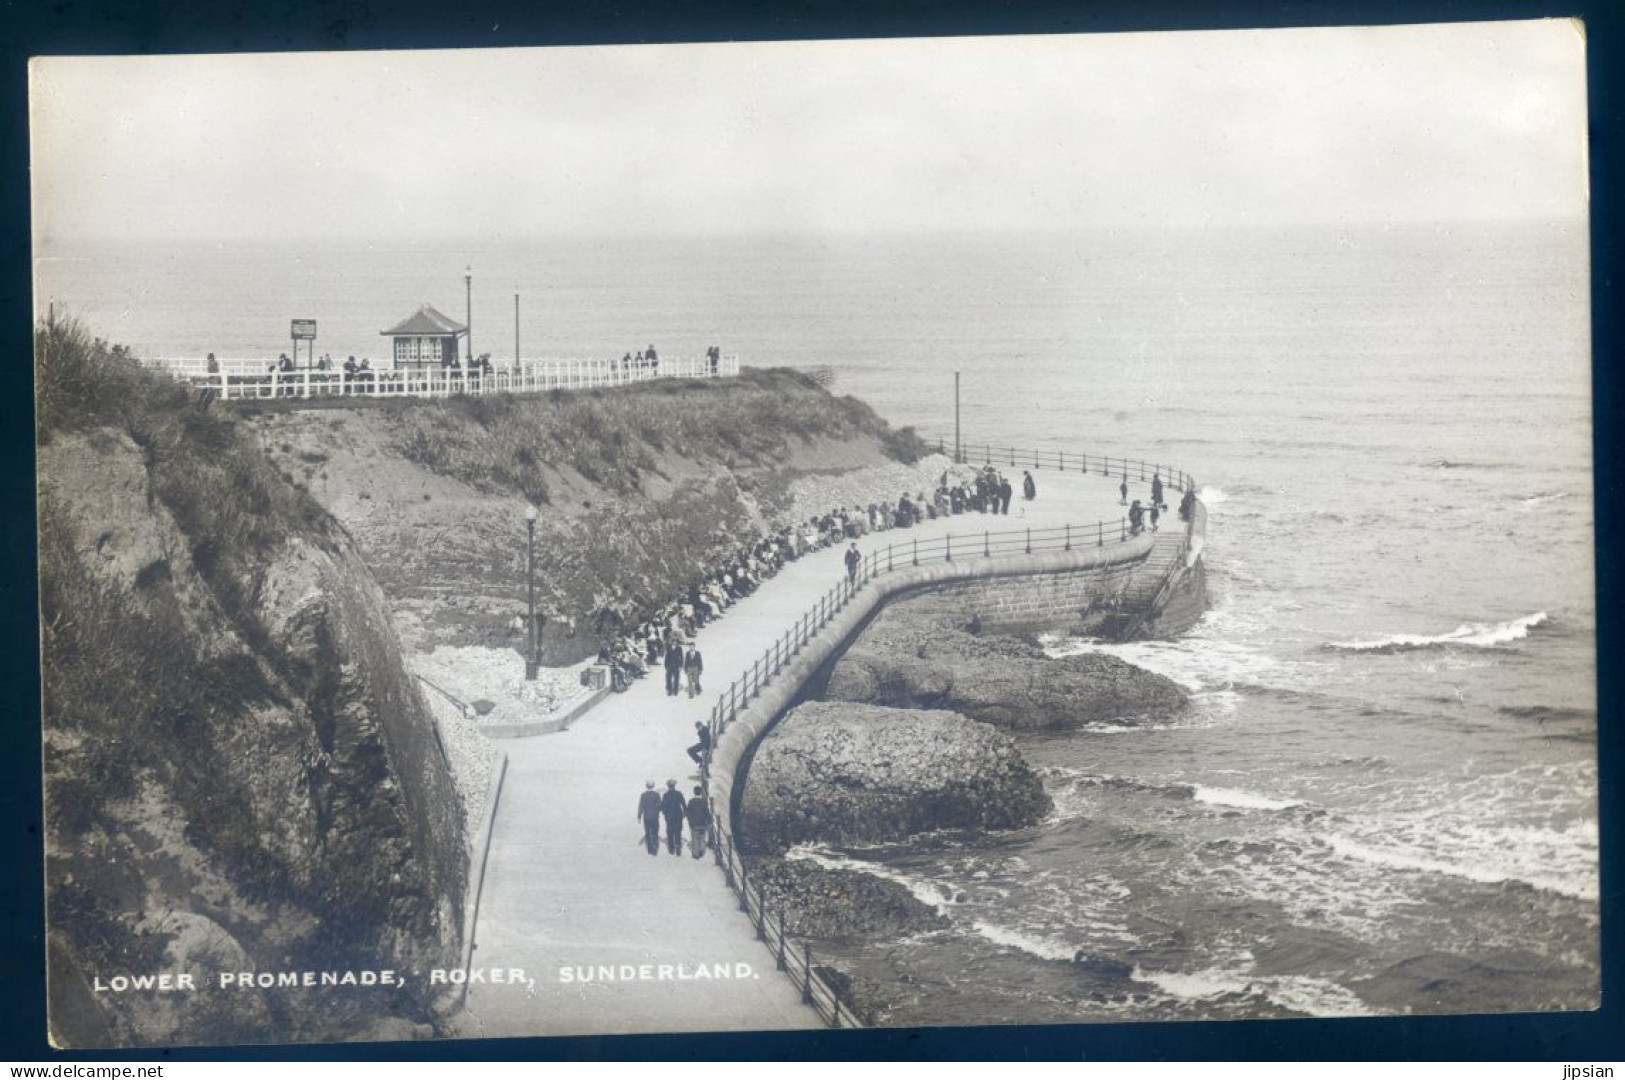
[{"left": 1, "top": 0, "right": 1618, "bottom": 1063}]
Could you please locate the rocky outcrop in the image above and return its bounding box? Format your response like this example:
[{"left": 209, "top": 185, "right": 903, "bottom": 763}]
[
  {"left": 824, "top": 606, "right": 1186, "bottom": 728},
  {"left": 738, "top": 703, "right": 1052, "bottom": 853},
  {"left": 39, "top": 423, "right": 465, "bottom": 1048},
  {"left": 745, "top": 858, "right": 947, "bottom": 941}
]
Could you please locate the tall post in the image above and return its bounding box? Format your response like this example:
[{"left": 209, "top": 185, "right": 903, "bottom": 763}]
[
  {"left": 514, "top": 291, "right": 520, "bottom": 371},
  {"left": 954, "top": 371, "right": 962, "bottom": 464},
  {"left": 525, "top": 506, "right": 539, "bottom": 680},
  {"left": 465, "top": 264, "right": 474, "bottom": 367}
]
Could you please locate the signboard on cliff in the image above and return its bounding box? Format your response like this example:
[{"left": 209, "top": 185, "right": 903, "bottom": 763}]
[{"left": 291, "top": 319, "right": 317, "bottom": 341}]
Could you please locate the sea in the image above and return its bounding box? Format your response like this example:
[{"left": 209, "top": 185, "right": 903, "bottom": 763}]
[{"left": 34, "top": 219, "right": 1598, "bottom": 1022}]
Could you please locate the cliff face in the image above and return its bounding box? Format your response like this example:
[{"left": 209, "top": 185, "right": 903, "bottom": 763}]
[
  {"left": 240, "top": 370, "right": 924, "bottom": 661},
  {"left": 38, "top": 330, "right": 466, "bottom": 1047},
  {"left": 823, "top": 604, "right": 1188, "bottom": 729},
  {"left": 737, "top": 702, "right": 1052, "bottom": 853}
]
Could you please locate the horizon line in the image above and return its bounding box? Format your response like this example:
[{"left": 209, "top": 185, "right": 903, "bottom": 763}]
[{"left": 34, "top": 213, "right": 1592, "bottom": 249}]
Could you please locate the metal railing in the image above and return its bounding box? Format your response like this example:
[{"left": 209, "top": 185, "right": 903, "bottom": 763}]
[
  {"left": 928, "top": 436, "right": 1196, "bottom": 496},
  {"left": 702, "top": 514, "right": 1140, "bottom": 1028},
  {"left": 711, "top": 829, "right": 855, "bottom": 1028},
  {"left": 144, "top": 353, "right": 741, "bottom": 401}
]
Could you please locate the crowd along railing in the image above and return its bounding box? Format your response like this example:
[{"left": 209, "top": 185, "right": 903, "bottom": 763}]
[
  {"left": 153, "top": 353, "right": 742, "bottom": 401},
  {"left": 701, "top": 513, "right": 1147, "bottom": 1028},
  {"left": 926, "top": 435, "right": 1196, "bottom": 496}
]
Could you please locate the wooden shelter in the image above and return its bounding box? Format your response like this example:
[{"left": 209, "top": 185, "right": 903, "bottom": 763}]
[{"left": 381, "top": 303, "right": 468, "bottom": 372}]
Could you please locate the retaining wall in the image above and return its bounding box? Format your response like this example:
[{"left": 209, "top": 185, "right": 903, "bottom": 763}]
[
  {"left": 905, "top": 560, "right": 1144, "bottom": 634},
  {"left": 705, "top": 536, "right": 1156, "bottom": 846}
]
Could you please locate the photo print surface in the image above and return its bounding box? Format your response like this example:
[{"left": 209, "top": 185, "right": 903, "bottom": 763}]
[{"left": 30, "top": 19, "right": 1595, "bottom": 1047}]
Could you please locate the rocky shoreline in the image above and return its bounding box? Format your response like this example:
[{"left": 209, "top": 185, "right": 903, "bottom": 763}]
[
  {"left": 737, "top": 589, "right": 1192, "bottom": 1021},
  {"left": 824, "top": 604, "right": 1188, "bottom": 730}
]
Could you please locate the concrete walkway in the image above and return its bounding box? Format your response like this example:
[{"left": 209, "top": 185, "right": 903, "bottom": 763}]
[{"left": 459, "top": 468, "right": 1142, "bottom": 1039}]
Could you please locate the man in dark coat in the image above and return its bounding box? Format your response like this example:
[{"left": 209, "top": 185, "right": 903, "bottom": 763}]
[
  {"left": 660, "top": 780, "right": 686, "bottom": 856},
  {"left": 845, "top": 542, "right": 861, "bottom": 584},
  {"left": 1023, "top": 471, "right": 1037, "bottom": 501},
  {"left": 687, "top": 722, "right": 711, "bottom": 766},
  {"left": 686, "top": 786, "right": 712, "bottom": 859},
  {"left": 637, "top": 781, "right": 662, "bottom": 856},
  {"left": 999, "top": 476, "right": 1014, "bottom": 514},
  {"left": 1151, "top": 473, "right": 1164, "bottom": 508},
  {"left": 664, "top": 638, "right": 685, "bottom": 697}
]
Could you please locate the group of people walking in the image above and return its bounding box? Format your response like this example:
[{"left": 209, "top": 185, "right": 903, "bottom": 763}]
[
  {"left": 594, "top": 462, "right": 1055, "bottom": 689},
  {"left": 662, "top": 635, "right": 705, "bottom": 698},
  {"left": 637, "top": 779, "right": 712, "bottom": 859},
  {"left": 796, "top": 467, "right": 1041, "bottom": 556},
  {"left": 235, "top": 351, "right": 500, "bottom": 397},
  {"left": 619, "top": 345, "right": 660, "bottom": 373},
  {"left": 594, "top": 530, "right": 797, "bottom": 690},
  {"left": 612, "top": 344, "right": 725, "bottom": 377},
  {"left": 1123, "top": 473, "right": 1196, "bottom": 535}
]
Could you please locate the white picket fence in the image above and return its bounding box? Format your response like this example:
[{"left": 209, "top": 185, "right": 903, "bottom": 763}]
[{"left": 142, "top": 354, "right": 741, "bottom": 401}]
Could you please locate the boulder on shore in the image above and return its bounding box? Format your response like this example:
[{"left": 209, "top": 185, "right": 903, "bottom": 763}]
[
  {"left": 824, "top": 608, "right": 1186, "bottom": 729},
  {"left": 738, "top": 702, "right": 1052, "bottom": 853},
  {"left": 745, "top": 857, "right": 948, "bottom": 941}
]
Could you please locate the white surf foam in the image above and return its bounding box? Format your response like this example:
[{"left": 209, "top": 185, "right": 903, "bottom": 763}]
[
  {"left": 784, "top": 845, "right": 958, "bottom": 914},
  {"left": 1192, "top": 786, "right": 1305, "bottom": 812},
  {"left": 1045, "top": 634, "right": 1277, "bottom": 694},
  {"left": 1324, "top": 824, "right": 1597, "bottom": 902},
  {"left": 1329, "top": 611, "right": 1548, "bottom": 652},
  {"left": 1132, "top": 966, "right": 1372, "bottom": 1017},
  {"left": 968, "top": 921, "right": 1078, "bottom": 963}
]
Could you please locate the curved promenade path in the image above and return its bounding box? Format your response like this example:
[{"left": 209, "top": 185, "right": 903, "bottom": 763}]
[{"left": 460, "top": 468, "right": 1141, "bottom": 1039}]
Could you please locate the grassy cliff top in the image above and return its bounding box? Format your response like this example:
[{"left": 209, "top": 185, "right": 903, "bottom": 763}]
[{"left": 236, "top": 366, "right": 927, "bottom": 506}]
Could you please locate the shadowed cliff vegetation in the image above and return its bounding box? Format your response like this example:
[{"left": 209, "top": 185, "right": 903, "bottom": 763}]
[{"left": 38, "top": 321, "right": 465, "bottom": 1047}]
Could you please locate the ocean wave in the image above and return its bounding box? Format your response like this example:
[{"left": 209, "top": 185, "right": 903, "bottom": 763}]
[
  {"left": 1326, "top": 612, "right": 1548, "bottom": 653},
  {"left": 1043, "top": 634, "right": 1277, "bottom": 692},
  {"left": 1423, "top": 458, "right": 1513, "bottom": 470},
  {"left": 1324, "top": 829, "right": 1597, "bottom": 902},
  {"left": 1192, "top": 786, "right": 1305, "bottom": 812},
  {"left": 1073, "top": 721, "right": 1188, "bottom": 735},
  {"left": 1516, "top": 492, "right": 1573, "bottom": 509},
  {"left": 784, "top": 845, "right": 959, "bottom": 914},
  {"left": 969, "top": 921, "right": 1079, "bottom": 963},
  {"left": 1131, "top": 966, "right": 1372, "bottom": 1017},
  {"left": 1058, "top": 773, "right": 1308, "bottom": 815},
  {"left": 1497, "top": 703, "right": 1596, "bottom": 724}
]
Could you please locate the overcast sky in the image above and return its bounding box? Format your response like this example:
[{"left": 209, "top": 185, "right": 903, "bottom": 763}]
[{"left": 29, "top": 19, "right": 1588, "bottom": 243}]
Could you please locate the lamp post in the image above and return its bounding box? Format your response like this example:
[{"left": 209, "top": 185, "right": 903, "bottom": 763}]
[
  {"left": 954, "top": 370, "right": 962, "bottom": 464},
  {"left": 525, "top": 504, "right": 540, "bottom": 680},
  {"left": 465, "top": 264, "right": 474, "bottom": 366}
]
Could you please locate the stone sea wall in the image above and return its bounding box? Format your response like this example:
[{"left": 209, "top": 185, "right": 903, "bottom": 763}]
[
  {"left": 705, "top": 537, "right": 1156, "bottom": 855},
  {"left": 906, "top": 561, "right": 1142, "bottom": 635}
]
